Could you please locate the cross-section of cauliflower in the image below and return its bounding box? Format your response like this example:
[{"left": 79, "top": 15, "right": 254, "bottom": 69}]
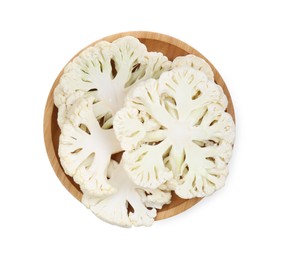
[
  {"left": 113, "top": 67, "right": 235, "bottom": 198},
  {"left": 82, "top": 160, "right": 171, "bottom": 227},
  {"left": 54, "top": 36, "right": 171, "bottom": 128},
  {"left": 172, "top": 54, "right": 214, "bottom": 81},
  {"left": 59, "top": 95, "right": 122, "bottom": 196}
]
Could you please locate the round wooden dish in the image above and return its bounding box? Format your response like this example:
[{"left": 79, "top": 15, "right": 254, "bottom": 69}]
[{"left": 44, "top": 31, "right": 235, "bottom": 221}]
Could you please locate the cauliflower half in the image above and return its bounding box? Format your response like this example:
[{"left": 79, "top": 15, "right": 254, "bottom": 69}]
[{"left": 114, "top": 67, "right": 235, "bottom": 199}]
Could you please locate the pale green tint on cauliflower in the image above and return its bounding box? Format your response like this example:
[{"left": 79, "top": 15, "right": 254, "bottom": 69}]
[{"left": 113, "top": 67, "right": 235, "bottom": 198}]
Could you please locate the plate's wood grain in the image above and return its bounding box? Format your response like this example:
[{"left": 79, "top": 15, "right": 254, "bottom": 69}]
[{"left": 44, "top": 31, "right": 235, "bottom": 221}]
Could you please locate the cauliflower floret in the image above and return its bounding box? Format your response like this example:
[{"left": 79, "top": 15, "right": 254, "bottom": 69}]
[
  {"left": 113, "top": 107, "right": 161, "bottom": 150},
  {"left": 172, "top": 54, "right": 214, "bottom": 81},
  {"left": 82, "top": 160, "right": 171, "bottom": 227},
  {"left": 114, "top": 67, "right": 235, "bottom": 198},
  {"left": 59, "top": 96, "right": 122, "bottom": 196},
  {"left": 54, "top": 36, "right": 171, "bottom": 128}
]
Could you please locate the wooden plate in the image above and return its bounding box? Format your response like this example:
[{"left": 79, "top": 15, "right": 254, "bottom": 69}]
[{"left": 43, "top": 31, "right": 235, "bottom": 221}]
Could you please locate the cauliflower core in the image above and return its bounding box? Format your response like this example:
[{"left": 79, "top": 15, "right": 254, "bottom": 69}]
[
  {"left": 82, "top": 160, "right": 171, "bottom": 227},
  {"left": 114, "top": 67, "right": 235, "bottom": 198}
]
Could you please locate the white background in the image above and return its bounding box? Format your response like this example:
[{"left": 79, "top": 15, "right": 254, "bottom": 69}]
[{"left": 1, "top": 0, "right": 283, "bottom": 259}]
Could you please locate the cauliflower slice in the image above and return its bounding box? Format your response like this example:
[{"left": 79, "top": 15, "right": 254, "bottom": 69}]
[
  {"left": 172, "top": 54, "right": 214, "bottom": 81},
  {"left": 54, "top": 36, "right": 171, "bottom": 128},
  {"left": 59, "top": 95, "right": 122, "bottom": 196},
  {"left": 82, "top": 160, "right": 171, "bottom": 227},
  {"left": 113, "top": 67, "right": 235, "bottom": 197}
]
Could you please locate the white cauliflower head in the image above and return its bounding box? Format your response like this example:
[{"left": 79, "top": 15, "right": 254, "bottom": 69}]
[
  {"left": 113, "top": 67, "right": 235, "bottom": 198},
  {"left": 59, "top": 95, "right": 122, "bottom": 196},
  {"left": 54, "top": 36, "right": 171, "bottom": 128},
  {"left": 82, "top": 160, "right": 171, "bottom": 227}
]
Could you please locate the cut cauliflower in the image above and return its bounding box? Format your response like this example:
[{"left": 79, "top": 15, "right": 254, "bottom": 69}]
[
  {"left": 54, "top": 36, "right": 171, "bottom": 128},
  {"left": 54, "top": 35, "right": 235, "bottom": 227},
  {"left": 113, "top": 67, "right": 235, "bottom": 198},
  {"left": 59, "top": 95, "right": 122, "bottom": 196},
  {"left": 82, "top": 160, "right": 171, "bottom": 227},
  {"left": 172, "top": 54, "right": 214, "bottom": 81}
]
